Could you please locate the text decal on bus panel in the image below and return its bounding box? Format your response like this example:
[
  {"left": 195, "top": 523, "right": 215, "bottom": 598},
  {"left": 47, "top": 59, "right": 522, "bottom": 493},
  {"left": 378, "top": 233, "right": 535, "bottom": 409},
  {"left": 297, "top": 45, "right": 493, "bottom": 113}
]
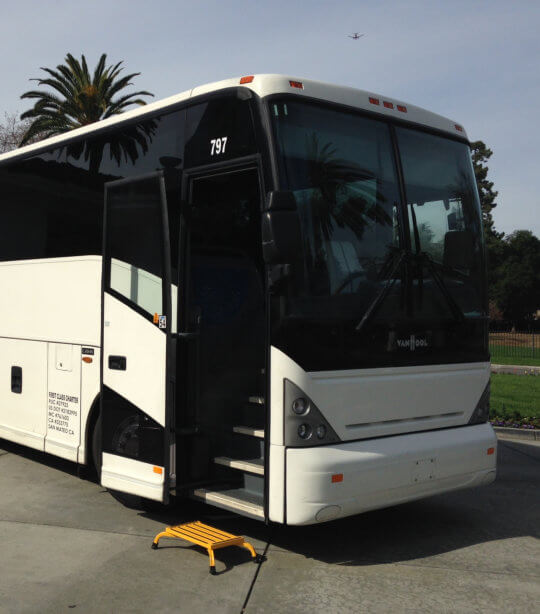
[
  {"left": 394, "top": 333, "right": 432, "bottom": 352},
  {"left": 48, "top": 392, "right": 79, "bottom": 436},
  {"left": 210, "top": 137, "right": 228, "bottom": 155}
]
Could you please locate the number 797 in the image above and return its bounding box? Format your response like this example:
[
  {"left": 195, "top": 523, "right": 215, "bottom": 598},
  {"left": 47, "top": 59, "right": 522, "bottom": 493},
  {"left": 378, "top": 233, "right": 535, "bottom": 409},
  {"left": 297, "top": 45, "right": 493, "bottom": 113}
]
[{"left": 210, "top": 137, "right": 228, "bottom": 156}]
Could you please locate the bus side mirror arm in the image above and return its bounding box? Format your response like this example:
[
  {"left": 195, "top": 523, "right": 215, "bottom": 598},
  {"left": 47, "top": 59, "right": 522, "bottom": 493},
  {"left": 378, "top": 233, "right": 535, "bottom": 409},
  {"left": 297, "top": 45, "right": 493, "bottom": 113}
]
[{"left": 261, "top": 191, "right": 302, "bottom": 264}]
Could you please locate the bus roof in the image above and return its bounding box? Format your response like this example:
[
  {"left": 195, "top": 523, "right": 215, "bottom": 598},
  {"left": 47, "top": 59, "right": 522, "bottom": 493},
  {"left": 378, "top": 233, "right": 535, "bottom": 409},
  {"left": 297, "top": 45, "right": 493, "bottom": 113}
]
[{"left": 0, "top": 74, "right": 468, "bottom": 163}]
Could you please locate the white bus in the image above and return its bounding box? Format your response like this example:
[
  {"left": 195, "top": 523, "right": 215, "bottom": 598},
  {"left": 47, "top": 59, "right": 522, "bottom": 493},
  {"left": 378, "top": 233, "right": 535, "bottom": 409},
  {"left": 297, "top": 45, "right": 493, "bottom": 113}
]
[{"left": 0, "top": 74, "right": 496, "bottom": 525}]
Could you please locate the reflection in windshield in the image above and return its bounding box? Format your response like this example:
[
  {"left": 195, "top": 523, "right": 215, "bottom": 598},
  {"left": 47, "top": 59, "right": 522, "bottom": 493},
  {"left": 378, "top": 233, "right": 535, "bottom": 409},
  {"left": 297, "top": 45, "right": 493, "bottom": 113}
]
[
  {"left": 273, "top": 101, "right": 400, "bottom": 304},
  {"left": 397, "top": 128, "right": 486, "bottom": 318},
  {"left": 271, "top": 99, "right": 488, "bottom": 370}
]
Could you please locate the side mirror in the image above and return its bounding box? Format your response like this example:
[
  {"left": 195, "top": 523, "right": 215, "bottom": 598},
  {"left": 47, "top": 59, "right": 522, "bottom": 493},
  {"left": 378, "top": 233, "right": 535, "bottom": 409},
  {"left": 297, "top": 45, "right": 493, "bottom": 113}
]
[{"left": 262, "top": 191, "right": 302, "bottom": 264}]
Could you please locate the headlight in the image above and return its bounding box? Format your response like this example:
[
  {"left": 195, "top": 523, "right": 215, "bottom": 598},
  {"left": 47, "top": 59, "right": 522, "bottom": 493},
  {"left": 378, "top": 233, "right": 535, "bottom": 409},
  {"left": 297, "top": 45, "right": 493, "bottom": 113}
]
[
  {"left": 284, "top": 379, "right": 340, "bottom": 447},
  {"left": 298, "top": 424, "right": 312, "bottom": 439},
  {"left": 292, "top": 397, "right": 309, "bottom": 415},
  {"left": 316, "top": 425, "right": 327, "bottom": 439}
]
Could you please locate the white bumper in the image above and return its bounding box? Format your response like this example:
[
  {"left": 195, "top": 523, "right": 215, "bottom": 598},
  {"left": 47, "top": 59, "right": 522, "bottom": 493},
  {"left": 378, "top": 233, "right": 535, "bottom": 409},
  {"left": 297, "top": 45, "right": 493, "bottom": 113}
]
[{"left": 285, "top": 423, "right": 497, "bottom": 525}]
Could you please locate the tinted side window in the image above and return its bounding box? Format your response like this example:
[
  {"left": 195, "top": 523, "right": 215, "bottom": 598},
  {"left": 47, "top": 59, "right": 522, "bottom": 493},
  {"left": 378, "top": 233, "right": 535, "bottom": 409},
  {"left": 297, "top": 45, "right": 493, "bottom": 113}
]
[
  {"left": 185, "top": 96, "right": 256, "bottom": 167},
  {"left": 0, "top": 110, "right": 185, "bottom": 263},
  {"left": 106, "top": 177, "right": 165, "bottom": 316},
  {"left": 0, "top": 147, "right": 102, "bottom": 261}
]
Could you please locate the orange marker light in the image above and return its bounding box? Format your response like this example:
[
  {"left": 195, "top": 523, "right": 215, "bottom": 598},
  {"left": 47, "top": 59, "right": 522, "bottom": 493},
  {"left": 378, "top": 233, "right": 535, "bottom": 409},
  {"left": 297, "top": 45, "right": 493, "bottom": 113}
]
[
  {"left": 153, "top": 313, "right": 159, "bottom": 324},
  {"left": 240, "top": 75, "right": 254, "bottom": 84},
  {"left": 289, "top": 80, "right": 304, "bottom": 89},
  {"left": 383, "top": 101, "right": 394, "bottom": 109},
  {"left": 487, "top": 447, "right": 495, "bottom": 455},
  {"left": 153, "top": 466, "right": 163, "bottom": 475},
  {"left": 397, "top": 105, "right": 407, "bottom": 113},
  {"left": 369, "top": 97, "right": 380, "bottom": 105},
  {"left": 82, "top": 356, "right": 93, "bottom": 364},
  {"left": 455, "top": 124, "right": 464, "bottom": 132},
  {"left": 331, "top": 473, "right": 343, "bottom": 483}
]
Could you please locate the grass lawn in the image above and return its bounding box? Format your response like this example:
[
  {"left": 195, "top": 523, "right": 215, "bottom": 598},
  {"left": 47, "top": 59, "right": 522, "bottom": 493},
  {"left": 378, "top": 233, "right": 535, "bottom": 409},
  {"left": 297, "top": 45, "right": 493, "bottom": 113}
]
[{"left": 490, "top": 373, "right": 540, "bottom": 419}]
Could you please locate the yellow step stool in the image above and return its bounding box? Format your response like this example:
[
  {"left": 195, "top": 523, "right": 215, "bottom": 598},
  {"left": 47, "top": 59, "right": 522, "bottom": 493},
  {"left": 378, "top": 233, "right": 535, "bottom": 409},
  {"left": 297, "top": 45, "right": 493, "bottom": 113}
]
[{"left": 151, "top": 520, "right": 261, "bottom": 575}]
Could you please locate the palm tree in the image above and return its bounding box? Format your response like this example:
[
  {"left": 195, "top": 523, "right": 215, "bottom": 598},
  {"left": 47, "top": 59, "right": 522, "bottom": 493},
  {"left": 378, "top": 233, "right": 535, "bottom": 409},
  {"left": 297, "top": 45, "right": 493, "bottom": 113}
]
[{"left": 19, "top": 53, "right": 153, "bottom": 146}]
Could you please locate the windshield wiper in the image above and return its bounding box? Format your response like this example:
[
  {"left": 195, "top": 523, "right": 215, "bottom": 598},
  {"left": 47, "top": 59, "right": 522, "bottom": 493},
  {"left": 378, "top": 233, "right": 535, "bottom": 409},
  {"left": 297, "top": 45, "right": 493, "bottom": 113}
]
[
  {"left": 416, "top": 252, "right": 465, "bottom": 323},
  {"left": 355, "top": 248, "right": 409, "bottom": 333},
  {"left": 354, "top": 248, "right": 465, "bottom": 334}
]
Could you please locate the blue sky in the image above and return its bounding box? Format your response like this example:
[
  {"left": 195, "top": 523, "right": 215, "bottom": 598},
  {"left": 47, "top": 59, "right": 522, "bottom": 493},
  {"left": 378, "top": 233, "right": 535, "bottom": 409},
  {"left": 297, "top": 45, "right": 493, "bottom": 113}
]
[{"left": 1, "top": 0, "right": 538, "bottom": 236}]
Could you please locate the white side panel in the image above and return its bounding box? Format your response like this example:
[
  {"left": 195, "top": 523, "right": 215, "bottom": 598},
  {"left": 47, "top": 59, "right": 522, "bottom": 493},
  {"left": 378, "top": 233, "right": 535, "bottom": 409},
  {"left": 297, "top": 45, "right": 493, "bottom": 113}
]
[
  {"left": 268, "top": 444, "right": 285, "bottom": 523},
  {"left": 0, "top": 256, "right": 101, "bottom": 346},
  {"left": 286, "top": 423, "right": 497, "bottom": 525},
  {"left": 45, "top": 344, "right": 81, "bottom": 462},
  {"left": 101, "top": 452, "right": 164, "bottom": 501},
  {"left": 270, "top": 346, "right": 490, "bottom": 443},
  {"left": 0, "top": 338, "right": 47, "bottom": 450},
  {"left": 103, "top": 293, "right": 166, "bottom": 426},
  {"left": 78, "top": 347, "right": 101, "bottom": 464}
]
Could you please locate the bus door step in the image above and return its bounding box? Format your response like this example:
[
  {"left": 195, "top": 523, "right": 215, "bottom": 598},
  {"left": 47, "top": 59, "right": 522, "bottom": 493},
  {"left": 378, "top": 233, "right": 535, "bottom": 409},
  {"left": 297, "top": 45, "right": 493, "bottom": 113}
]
[{"left": 151, "top": 520, "right": 262, "bottom": 574}]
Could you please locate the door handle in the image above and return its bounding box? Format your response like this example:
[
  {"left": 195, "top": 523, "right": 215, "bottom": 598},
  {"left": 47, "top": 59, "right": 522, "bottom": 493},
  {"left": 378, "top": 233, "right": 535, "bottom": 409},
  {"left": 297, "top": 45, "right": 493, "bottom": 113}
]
[
  {"left": 108, "top": 355, "right": 127, "bottom": 371},
  {"left": 11, "top": 366, "right": 22, "bottom": 393}
]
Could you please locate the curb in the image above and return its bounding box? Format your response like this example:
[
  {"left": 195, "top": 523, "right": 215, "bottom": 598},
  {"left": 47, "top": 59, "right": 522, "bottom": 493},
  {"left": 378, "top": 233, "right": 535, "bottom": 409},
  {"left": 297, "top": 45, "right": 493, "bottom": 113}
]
[
  {"left": 491, "top": 364, "right": 540, "bottom": 375},
  {"left": 494, "top": 426, "right": 540, "bottom": 441}
]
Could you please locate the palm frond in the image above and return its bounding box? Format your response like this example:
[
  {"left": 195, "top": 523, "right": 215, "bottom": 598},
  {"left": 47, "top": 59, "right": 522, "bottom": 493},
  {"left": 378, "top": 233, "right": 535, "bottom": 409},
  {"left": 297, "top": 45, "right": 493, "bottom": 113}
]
[
  {"left": 19, "top": 52, "right": 153, "bottom": 164},
  {"left": 92, "top": 54, "right": 108, "bottom": 84}
]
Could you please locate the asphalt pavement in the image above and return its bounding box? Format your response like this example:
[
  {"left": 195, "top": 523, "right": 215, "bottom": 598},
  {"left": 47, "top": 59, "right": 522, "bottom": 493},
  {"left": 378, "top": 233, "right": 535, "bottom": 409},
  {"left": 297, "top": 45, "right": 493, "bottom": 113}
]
[{"left": 0, "top": 435, "right": 538, "bottom": 613}]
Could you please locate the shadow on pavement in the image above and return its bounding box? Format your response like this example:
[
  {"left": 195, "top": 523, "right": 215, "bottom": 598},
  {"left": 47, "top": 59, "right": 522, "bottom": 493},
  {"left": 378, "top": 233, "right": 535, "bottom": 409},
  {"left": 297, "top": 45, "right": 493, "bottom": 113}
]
[
  {"left": 0, "top": 437, "right": 79, "bottom": 476},
  {"left": 2, "top": 436, "right": 538, "bottom": 570}
]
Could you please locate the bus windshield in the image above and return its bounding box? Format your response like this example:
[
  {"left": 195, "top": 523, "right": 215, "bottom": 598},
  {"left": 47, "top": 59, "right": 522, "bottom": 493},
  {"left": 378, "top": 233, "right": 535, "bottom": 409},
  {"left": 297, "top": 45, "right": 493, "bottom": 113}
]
[{"left": 270, "top": 99, "right": 488, "bottom": 371}]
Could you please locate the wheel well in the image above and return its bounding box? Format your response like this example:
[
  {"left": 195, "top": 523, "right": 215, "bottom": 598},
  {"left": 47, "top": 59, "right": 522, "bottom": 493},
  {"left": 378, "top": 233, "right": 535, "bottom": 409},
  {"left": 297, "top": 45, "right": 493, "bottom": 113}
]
[{"left": 84, "top": 395, "right": 101, "bottom": 467}]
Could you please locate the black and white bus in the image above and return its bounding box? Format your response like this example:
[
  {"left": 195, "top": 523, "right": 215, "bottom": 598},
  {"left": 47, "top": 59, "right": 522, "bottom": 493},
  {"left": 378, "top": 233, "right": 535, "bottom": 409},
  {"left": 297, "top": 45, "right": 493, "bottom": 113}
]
[{"left": 0, "top": 74, "right": 496, "bottom": 524}]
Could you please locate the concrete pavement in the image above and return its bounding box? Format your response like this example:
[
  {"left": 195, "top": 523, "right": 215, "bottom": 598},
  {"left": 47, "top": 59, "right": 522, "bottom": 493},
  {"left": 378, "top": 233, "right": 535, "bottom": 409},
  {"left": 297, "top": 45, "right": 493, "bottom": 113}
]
[{"left": 0, "top": 436, "right": 538, "bottom": 613}]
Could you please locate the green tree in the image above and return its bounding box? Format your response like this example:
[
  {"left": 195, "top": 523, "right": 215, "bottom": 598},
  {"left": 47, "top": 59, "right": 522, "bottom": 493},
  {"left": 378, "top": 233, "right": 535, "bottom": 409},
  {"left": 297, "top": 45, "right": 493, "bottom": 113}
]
[
  {"left": 470, "top": 139, "right": 507, "bottom": 300},
  {"left": 470, "top": 140, "right": 501, "bottom": 240},
  {"left": 491, "top": 230, "right": 540, "bottom": 323},
  {"left": 19, "top": 53, "right": 153, "bottom": 146}
]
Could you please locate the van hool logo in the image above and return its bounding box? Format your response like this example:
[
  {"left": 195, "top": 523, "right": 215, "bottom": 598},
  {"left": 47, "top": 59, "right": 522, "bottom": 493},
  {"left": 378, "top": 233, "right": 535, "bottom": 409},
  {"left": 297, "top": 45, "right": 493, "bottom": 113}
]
[{"left": 396, "top": 334, "right": 430, "bottom": 351}]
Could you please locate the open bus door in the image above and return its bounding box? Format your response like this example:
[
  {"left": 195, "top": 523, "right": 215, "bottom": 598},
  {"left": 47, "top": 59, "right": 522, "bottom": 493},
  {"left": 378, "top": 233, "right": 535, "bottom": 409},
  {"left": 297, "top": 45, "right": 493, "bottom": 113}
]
[{"left": 100, "top": 173, "right": 175, "bottom": 503}]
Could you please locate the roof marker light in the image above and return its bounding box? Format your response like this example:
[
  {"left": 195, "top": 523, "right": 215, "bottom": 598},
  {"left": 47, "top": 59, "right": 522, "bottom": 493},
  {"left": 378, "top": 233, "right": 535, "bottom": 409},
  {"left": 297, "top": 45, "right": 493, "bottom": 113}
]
[
  {"left": 289, "top": 80, "right": 304, "bottom": 89},
  {"left": 487, "top": 447, "right": 495, "bottom": 455},
  {"left": 369, "top": 97, "right": 380, "bottom": 105},
  {"left": 240, "top": 76, "right": 254, "bottom": 84},
  {"left": 331, "top": 473, "right": 343, "bottom": 483},
  {"left": 455, "top": 124, "right": 464, "bottom": 132},
  {"left": 397, "top": 105, "right": 407, "bottom": 113},
  {"left": 383, "top": 101, "right": 394, "bottom": 109}
]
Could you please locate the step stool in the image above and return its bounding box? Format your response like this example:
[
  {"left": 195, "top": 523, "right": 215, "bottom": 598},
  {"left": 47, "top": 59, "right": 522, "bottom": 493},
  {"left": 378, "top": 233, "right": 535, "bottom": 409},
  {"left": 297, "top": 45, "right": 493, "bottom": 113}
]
[{"left": 151, "top": 520, "right": 262, "bottom": 575}]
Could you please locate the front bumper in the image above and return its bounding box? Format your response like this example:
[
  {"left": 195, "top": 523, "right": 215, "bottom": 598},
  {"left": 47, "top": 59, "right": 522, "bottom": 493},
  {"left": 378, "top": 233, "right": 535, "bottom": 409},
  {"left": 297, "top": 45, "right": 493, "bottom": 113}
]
[{"left": 285, "top": 423, "right": 497, "bottom": 525}]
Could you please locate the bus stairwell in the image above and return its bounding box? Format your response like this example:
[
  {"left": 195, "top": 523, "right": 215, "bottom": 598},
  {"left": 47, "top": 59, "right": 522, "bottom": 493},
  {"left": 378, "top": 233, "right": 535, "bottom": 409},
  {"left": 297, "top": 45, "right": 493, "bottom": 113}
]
[{"left": 178, "top": 166, "right": 267, "bottom": 520}]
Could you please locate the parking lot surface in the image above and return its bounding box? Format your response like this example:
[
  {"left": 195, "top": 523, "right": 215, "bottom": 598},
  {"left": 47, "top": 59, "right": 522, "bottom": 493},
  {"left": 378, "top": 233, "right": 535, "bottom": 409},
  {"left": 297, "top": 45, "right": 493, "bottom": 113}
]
[{"left": 0, "top": 437, "right": 538, "bottom": 613}]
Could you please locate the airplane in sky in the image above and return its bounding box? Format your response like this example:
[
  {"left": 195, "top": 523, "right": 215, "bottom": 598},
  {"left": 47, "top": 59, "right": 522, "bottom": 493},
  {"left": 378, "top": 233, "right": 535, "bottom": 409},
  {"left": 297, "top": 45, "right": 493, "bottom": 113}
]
[{"left": 348, "top": 33, "right": 365, "bottom": 40}]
